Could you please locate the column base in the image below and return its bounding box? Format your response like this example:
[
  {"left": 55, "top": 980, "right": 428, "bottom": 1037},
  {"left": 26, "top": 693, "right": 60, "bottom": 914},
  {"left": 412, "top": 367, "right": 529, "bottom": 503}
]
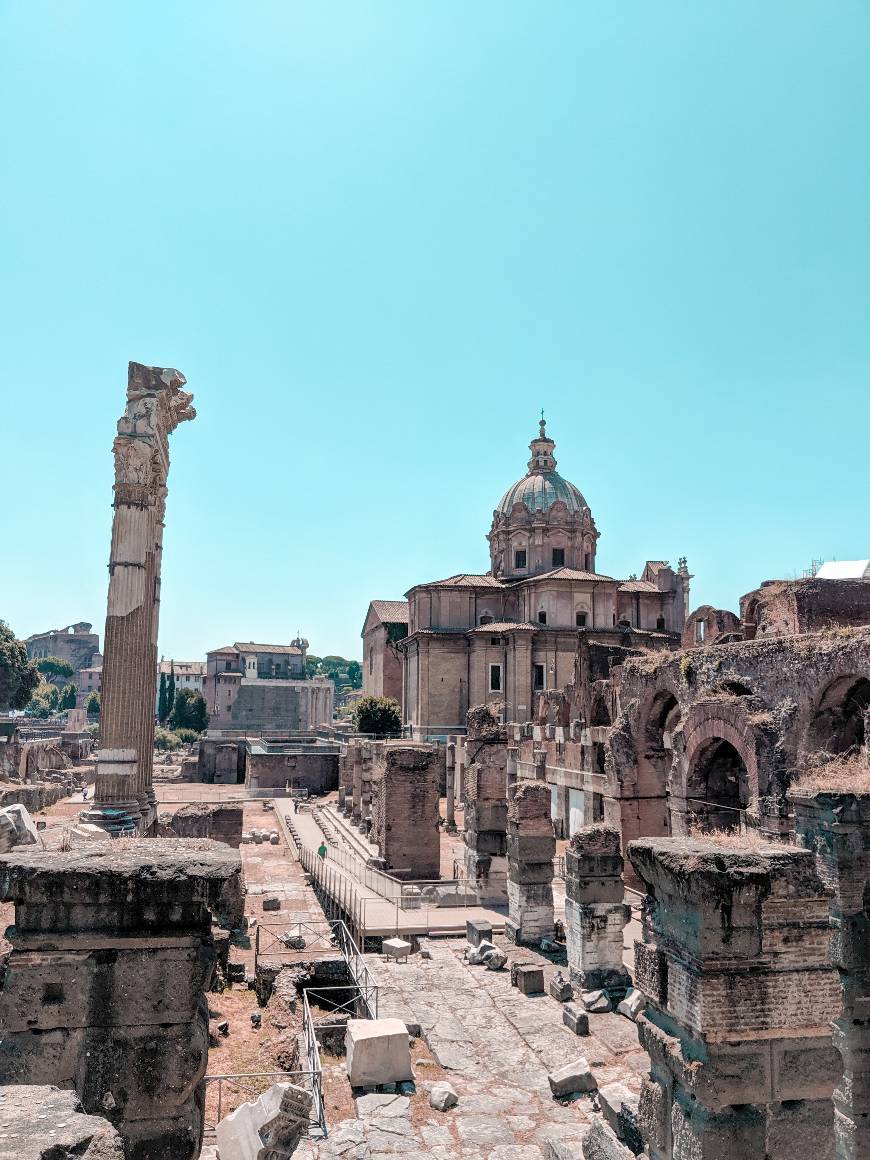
[{"left": 80, "top": 803, "right": 140, "bottom": 837}]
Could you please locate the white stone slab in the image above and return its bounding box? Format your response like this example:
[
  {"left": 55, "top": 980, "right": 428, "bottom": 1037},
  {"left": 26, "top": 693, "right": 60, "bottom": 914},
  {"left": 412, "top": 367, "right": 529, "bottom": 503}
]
[
  {"left": 346, "top": 1018, "right": 412, "bottom": 1087},
  {"left": 383, "top": 937, "right": 412, "bottom": 962}
]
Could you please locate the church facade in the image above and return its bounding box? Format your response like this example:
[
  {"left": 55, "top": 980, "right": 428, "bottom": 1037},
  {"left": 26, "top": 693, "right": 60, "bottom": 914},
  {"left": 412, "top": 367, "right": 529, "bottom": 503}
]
[{"left": 398, "top": 420, "right": 691, "bottom": 739}]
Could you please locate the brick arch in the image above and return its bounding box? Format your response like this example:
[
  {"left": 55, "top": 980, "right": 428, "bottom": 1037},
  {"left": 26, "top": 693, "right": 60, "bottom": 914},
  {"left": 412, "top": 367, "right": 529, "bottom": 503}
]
[
  {"left": 677, "top": 704, "right": 760, "bottom": 822},
  {"left": 805, "top": 672, "right": 870, "bottom": 757}
]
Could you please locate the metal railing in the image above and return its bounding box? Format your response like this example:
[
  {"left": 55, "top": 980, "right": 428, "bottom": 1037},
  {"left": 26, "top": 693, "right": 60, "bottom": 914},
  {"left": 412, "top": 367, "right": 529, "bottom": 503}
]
[
  {"left": 202, "top": 1069, "right": 323, "bottom": 1138},
  {"left": 302, "top": 991, "right": 326, "bottom": 1134}
]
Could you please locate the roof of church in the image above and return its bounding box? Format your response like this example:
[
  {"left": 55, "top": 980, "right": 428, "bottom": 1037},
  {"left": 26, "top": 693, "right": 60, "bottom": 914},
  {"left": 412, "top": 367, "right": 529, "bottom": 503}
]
[
  {"left": 511, "top": 567, "right": 615, "bottom": 584},
  {"left": 467, "top": 621, "right": 538, "bottom": 633},
  {"left": 369, "top": 600, "right": 410, "bottom": 623},
  {"left": 618, "top": 580, "right": 659, "bottom": 593},
  {"left": 426, "top": 573, "right": 504, "bottom": 589}
]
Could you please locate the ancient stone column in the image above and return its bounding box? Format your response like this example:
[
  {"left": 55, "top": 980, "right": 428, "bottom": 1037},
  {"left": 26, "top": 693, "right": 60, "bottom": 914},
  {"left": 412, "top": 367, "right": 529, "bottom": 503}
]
[
  {"left": 792, "top": 789, "right": 870, "bottom": 1159},
  {"left": 445, "top": 743, "right": 457, "bottom": 833},
  {"left": 368, "top": 742, "right": 440, "bottom": 878},
  {"left": 85, "top": 363, "right": 195, "bottom": 835},
  {"left": 628, "top": 837, "right": 842, "bottom": 1160},
  {"left": 463, "top": 708, "right": 509, "bottom": 905},
  {"left": 0, "top": 839, "right": 241, "bottom": 1160},
  {"left": 506, "top": 781, "right": 556, "bottom": 944},
  {"left": 564, "top": 824, "right": 631, "bottom": 1000}
]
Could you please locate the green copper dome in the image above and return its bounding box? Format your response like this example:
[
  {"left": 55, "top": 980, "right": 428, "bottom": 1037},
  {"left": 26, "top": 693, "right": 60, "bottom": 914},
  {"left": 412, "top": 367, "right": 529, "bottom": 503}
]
[
  {"left": 496, "top": 418, "right": 587, "bottom": 516},
  {"left": 497, "top": 470, "right": 586, "bottom": 515}
]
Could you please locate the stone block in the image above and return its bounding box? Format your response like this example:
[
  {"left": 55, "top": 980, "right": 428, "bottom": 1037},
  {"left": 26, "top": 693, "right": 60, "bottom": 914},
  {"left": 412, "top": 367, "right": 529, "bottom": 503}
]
[
  {"left": 582, "top": 989, "right": 612, "bottom": 1013},
  {"left": 466, "top": 918, "right": 494, "bottom": 947},
  {"left": 0, "top": 1084, "right": 124, "bottom": 1158},
  {"left": 580, "top": 1116, "right": 636, "bottom": 1159},
  {"left": 549, "top": 972, "right": 573, "bottom": 1002},
  {"left": 513, "top": 964, "right": 545, "bottom": 995},
  {"left": 383, "top": 938, "right": 411, "bottom": 963},
  {"left": 598, "top": 1082, "right": 641, "bottom": 1151},
  {"left": 215, "top": 1081, "right": 311, "bottom": 1160},
  {"left": 548, "top": 1056, "right": 597, "bottom": 1097},
  {"left": 429, "top": 1081, "right": 458, "bottom": 1111},
  {"left": 562, "top": 1004, "right": 590, "bottom": 1036},
  {"left": 262, "top": 896, "right": 281, "bottom": 911},
  {"left": 467, "top": 939, "right": 498, "bottom": 965},
  {"left": 345, "top": 1019, "right": 412, "bottom": 1088},
  {"left": 616, "top": 988, "right": 645, "bottom": 1021}
]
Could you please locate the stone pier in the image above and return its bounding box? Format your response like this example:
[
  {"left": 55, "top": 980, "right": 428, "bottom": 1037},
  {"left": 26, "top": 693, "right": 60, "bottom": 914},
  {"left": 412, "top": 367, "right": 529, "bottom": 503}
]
[
  {"left": 506, "top": 781, "right": 556, "bottom": 944},
  {"left": 628, "top": 837, "right": 842, "bottom": 1160},
  {"left": 337, "top": 747, "right": 352, "bottom": 814},
  {"left": 85, "top": 363, "right": 195, "bottom": 835},
  {"left": 792, "top": 788, "right": 870, "bottom": 1159},
  {"left": 350, "top": 740, "right": 374, "bottom": 826},
  {"left": 564, "top": 824, "right": 631, "bottom": 999},
  {"left": 368, "top": 742, "right": 441, "bottom": 879},
  {"left": 0, "top": 839, "right": 241, "bottom": 1160},
  {"left": 462, "top": 709, "right": 509, "bottom": 905}
]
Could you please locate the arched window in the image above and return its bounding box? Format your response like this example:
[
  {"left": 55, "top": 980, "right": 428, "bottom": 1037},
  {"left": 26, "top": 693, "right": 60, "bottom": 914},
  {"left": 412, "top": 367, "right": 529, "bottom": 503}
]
[
  {"left": 368, "top": 647, "right": 374, "bottom": 674},
  {"left": 576, "top": 611, "right": 587, "bottom": 627},
  {"left": 656, "top": 616, "right": 666, "bottom": 631},
  {"left": 537, "top": 609, "right": 547, "bottom": 625}
]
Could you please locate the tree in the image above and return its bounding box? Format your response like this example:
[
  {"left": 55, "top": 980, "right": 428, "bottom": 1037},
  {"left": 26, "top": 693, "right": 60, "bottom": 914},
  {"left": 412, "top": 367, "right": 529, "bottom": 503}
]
[
  {"left": 158, "top": 671, "right": 169, "bottom": 723},
  {"left": 169, "top": 687, "right": 208, "bottom": 733},
  {"left": 86, "top": 691, "right": 100, "bottom": 717},
  {"left": 60, "top": 683, "right": 77, "bottom": 710},
  {"left": 346, "top": 660, "right": 362, "bottom": 688},
  {"left": 0, "top": 621, "right": 40, "bottom": 711},
  {"left": 166, "top": 662, "right": 176, "bottom": 721},
  {"left": 306, "top": 655, "right": 322, "bottom": 677},
  {"left": 36, "top": 656, "right": 75, "bottom": 684},
  {"left": 25, "top": 679, "right": 60, "bottom": 718},
  {"left": 352, "top": 695, "right": 401, "bottom": 738}
]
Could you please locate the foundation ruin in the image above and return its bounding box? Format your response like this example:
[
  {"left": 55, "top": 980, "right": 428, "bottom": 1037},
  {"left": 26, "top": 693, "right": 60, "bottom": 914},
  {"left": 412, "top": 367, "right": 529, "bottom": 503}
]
[
  {"left": 506, "top": 780, "right": 556, "bottom": 944},
  {"left": 368, "top": 742, "right": 440, "bottom": 879}
]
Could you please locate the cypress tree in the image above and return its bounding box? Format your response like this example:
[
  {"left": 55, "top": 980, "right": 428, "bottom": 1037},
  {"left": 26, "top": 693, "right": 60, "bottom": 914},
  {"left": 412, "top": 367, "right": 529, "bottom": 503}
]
[
  {"left": 158, "top": 671, "right": 168, "bottom": 723},
  {"left": 167, "top": 662, "right": 176, "bottom": 722}
]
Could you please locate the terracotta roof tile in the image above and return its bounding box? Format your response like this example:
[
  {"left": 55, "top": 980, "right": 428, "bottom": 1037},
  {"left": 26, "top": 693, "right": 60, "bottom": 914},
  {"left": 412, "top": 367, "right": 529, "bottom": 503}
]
[
  {"left": 233, "top": 642, "right": 303, "bottom": 655},
  {"left": 369, "top": 600, "right": 410, "bottom": 623},
  {"left": 618, "top": 580, "right": 658, "bottom": 593}
]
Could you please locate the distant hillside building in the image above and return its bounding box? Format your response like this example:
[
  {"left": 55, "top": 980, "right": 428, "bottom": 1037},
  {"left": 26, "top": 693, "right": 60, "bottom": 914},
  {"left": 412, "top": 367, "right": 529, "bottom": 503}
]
[
  {"left": 25, "top": 622, "right": 100, "bottom": 672},
  {"left": 362, "top": 600, "right": 409, "bottom": 705},
  {"left": 155, "top": 660, "right": 205, "bottom": 700},
  {"left": 202, "top": 638, "right": 333, "bottom": 731}
]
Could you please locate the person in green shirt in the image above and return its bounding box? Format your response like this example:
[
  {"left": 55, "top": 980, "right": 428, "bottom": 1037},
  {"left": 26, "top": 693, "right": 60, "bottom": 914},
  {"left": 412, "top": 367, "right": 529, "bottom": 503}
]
[{"left": 317, "top": 841, "right": 327, "bottom": 860}]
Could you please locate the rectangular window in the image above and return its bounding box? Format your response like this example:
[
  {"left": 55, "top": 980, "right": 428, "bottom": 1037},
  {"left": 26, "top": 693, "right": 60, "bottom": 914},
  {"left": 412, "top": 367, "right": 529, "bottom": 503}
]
[
  {"left": 538, "top": 610, "right": 547, "bottom": 624},
  {"left": 533, "top": 663, "right": 545, "bottom": 690},
  {"left": 489, "top": 663, "right": 502, "bottom": 692},
  {"left": 576, "top": 611, "right": 587, "bottom": 627},
  {"left": 552, "top": 548, "right": 565, "bottom": 567},
  {"left": 514, "top": 549, "right": 527, "bottom": 569}
]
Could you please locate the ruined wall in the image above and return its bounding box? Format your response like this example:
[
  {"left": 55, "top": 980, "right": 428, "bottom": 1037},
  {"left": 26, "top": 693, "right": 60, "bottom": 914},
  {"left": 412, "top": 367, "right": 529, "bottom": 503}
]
[
  {"left": 564, "top": 824, "right": 630, "bottom": 998},
  {"left": 629, "top": 837, "right": 842, "bottom": 1160},
  {"left": 368, "top": 742, "right": 440, "bottom": 878},
  {"left": 741, "top": 578, "right": 870, "bottom": 640},
  {"left": 0, "top": 839, "right": 241, "bottom": 1160},
  {"left": 245, "top": 750, "right": 338, "bottom": 793},
  {"left": 157, "top": 802, "right": 244, "bottom": 847},
  {"left": 462, "top": 713, "right": 509, "bottom": 905},
  {"left": 506, "top": 780, "right": 555, "bottom": 944}
]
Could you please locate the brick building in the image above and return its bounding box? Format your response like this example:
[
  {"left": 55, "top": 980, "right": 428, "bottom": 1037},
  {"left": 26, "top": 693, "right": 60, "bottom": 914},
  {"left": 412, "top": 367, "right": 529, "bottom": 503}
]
[{"left": 361, "top": 599, "right": 408, "bottom": 705}]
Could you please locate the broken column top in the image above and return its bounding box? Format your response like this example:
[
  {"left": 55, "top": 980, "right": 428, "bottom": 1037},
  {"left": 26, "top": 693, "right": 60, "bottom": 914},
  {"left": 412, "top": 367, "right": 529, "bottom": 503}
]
[
  {"left": 508, "top": 780, "right": 551, "bottom": 821},
  {"left": 0, "top": 838, "right": 241, "bottom": 934},
  {"left": 466, "top": 702, "right": 508, "bottom": 741},
  {"left": 628, "top": 837, "right": 828, "bottom": 961},
  {"left": 570, "top": 824, "right": 621, "bottom": 857}
]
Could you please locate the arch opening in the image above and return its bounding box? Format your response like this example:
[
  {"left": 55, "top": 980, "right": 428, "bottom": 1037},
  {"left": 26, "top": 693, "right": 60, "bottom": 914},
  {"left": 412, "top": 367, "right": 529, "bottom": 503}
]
[
  {"left": 809, "top": 676, "right": 870, "bottom": 758},
  {"left": 686, "top": 737, "right": 749, "bottom": 832}
]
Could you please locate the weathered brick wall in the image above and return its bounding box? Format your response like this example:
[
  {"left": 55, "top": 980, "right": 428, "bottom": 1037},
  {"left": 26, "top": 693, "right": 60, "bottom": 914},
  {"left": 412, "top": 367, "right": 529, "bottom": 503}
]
[
  {"left": 629, "top": 837, "right": 841, "bottom": 1160},
  {"left": 157, "top": 802, "right": 244, "bottom": 848},
  {"left": 369, "top": 743, "right": 440, "bottom": 879},
  {"left": 245, "top": 750, "right": 338, "bottom": 793},
  {"left": 506, "top": 780, "right": 555, "bottom": 943},
  {"left": 564, "top": 824, "right": 630, "bottom": 997}
]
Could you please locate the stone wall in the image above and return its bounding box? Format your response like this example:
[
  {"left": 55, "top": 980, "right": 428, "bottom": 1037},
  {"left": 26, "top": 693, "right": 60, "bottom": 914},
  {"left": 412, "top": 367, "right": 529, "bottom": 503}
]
[
  {"left": 245, "top": 749, "right": 338, "bottom": 793},
  {"left": 0, "top": 839, "right": 241, "bottom": 1160},
  {"left": 157, "top": 802, "right": 244, "bottom": 847},
  {"left": 628, "top": 837, "right": 842, "bottom": 1160},
  {"left": 368, "top": 742, "right": 440, "bottom": 879},
  {"left": 564, "top": 824, "right": 630, "bottom": 998},
  {"left": 506, "top": 780, "right": 555, "bottom": 944},
  {"left": 741, "top": 578, "right": 870, "bottom": 640},
  {"left": 462, "top": 723, "right": 509, "bottom": 905}
]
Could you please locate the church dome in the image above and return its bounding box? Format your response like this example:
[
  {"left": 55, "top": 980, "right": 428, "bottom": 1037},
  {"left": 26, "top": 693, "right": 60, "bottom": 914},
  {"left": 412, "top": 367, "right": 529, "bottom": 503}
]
[
  {"left": 497, "top": 470, "right": 587, "bottom": 516},
  {"left": 488, "top": 417, "right": 599, "bottom": 579},
  {"left": 496, "top": 418, "right": 587, "bottom": 515}
]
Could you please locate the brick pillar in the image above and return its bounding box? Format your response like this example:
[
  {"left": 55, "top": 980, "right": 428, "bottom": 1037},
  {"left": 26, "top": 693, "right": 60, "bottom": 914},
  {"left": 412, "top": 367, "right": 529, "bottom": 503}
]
[
  {"left": 564, "top": 824, "right": 630, "bottom": 999},
  {"left": 368, "top": 742, "right": 440, "bottom": 878},
  {"left": 462, "top": 735, "right": 509, "bottom": 906},
  {"left": 86, "top": 363, "right": 194, "bottom": 835},
  {"left": 628, "top": 838, "right": 842, "bottom": 1160},
  {"left": 0, "top": 839, "right": 241, "bottom": 1160},
  {"left": 506, "top": 781, "right": 555, "bottom": 944},
  {"left": 792, "top": 790, "right": 870, "bottom": 1159}
]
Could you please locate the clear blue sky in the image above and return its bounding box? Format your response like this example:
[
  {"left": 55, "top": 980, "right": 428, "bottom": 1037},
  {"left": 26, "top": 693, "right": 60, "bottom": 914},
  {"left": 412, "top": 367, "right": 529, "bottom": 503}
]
[{"left": 2, "top": 3, "right": 868, "bottom": 662}]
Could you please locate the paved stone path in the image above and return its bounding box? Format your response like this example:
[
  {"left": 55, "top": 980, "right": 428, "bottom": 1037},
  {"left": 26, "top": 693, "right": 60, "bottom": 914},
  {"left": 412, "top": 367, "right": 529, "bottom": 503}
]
[{"left": 293, "top": 935, "right": 645, "bottom": 1158}]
